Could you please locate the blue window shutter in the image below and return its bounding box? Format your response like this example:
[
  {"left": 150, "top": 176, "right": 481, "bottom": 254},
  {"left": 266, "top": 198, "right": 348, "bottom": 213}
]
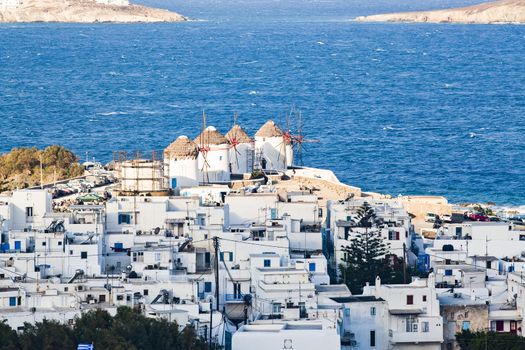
[
  {"left": 9, "top": 297, "right": 17, "bottom": 307},
  {"left": 14, "top": 241, "right": 21, "bottom": 250},
  {"left": 445, "top": 269, "right": 452, "bottom": 276},
  {"left": 220, "top": 252, "right": 224, "bottom": 262},
  {"left": 171, "top": 178, "right": 177, "bottom": 188},
  {"left": 204, "top": 282, "right": 212, "bottom": 293},
  {"left": 309, "top": 263, "right": 316, "bottom": 272},
  {"left": 264, "top": 259, "right": 271, "bottom": 267},
  {"left": 229, "top": 252, "right": 233, "bottom": 261}
]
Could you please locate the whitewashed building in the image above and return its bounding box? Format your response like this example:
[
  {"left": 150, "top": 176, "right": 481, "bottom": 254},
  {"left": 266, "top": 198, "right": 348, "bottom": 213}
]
[
  {"left": 233, "top": 320, "right": 341, "bottom": 350},
  {"left": 327, "top": 199, "right": 413, "bottom": 276},
  {"left": 225, "top": 124, "right": 254, "bottom": 175},
  {"left": 362, "top": 275, "right": 444, "bottom": 350},
  {"left": 164, "top": 135, "right": 200, "bottom": 190},
  {"left": 254, "top": 120, "right": 290, "bottom": 171},
  {"left": 194, "top": 126, "right": 230, "bottom": 183}
]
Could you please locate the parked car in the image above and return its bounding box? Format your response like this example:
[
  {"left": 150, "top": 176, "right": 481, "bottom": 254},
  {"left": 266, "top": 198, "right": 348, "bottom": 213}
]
[
  {"left": 468, "top": 213, "right": 489, "bottom": 222},
  {"left": 425, "top": 213, "right": 437, "bottom": 223},
  {"left": 441, "top": 214, "right": 452, "bottom": 223}
]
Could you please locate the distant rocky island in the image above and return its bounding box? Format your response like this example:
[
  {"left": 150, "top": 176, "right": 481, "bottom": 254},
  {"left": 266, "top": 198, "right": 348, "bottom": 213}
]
[
  {"left": 356, "top": 0, "right": 525, "bottom": 24},
  {"left": 0, "top": 0, "right": 186, "bottom": 23}
]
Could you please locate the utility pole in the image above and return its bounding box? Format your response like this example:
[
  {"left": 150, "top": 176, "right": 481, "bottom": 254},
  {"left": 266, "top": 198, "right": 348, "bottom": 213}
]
[
  {"left": 209, "top": 298, "right": 213, "bottom": 350},
  {"left": 39, "top": 155, "right": 44, "bottom": 189},
  {"left": 213, "top": 236, "right": 220, "bottom": 311},
  {"left": 403, "top": 242, "right": 407, "bottom": 284}
]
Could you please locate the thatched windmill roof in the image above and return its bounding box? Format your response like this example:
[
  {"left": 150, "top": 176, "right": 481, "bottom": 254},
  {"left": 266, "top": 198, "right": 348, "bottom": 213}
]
[
  {"left": 226, "top": 124, "right": 253, "bottom": 144},
  {"left": 164, "top": 136, "right": 199, "bottom": 159},
  {"left": 194, "top": 126, "right": 229, "bottom": 146},
  {"left": 255, "top": 120, "right": 283, "bottom": 138}
]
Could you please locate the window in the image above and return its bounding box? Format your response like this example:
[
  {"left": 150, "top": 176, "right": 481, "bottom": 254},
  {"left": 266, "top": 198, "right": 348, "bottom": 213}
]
[
  {"left": 99, "top": 295, "right": 106, "bottom": 303},
  {"left": 42, "top": 241, "right": 46, "bottom": 246},
  {"left": 220, "top": 252, "right": 233, "bottom": 262},
  {"left": 486, "top": 261, "right": 491, "bottom": 269},
  {"left": 422, "top": 321, "right": 430, "bottom": 332},
  {"left": 370, "top": 307, "right": 376, "bottom": 316},
  {"left": 117, "top": 295, "right": 124, "bottom": 301},
  {"left": 344, "top": 308, "right": 350, "bottom": 317},
  {"left": 233, "top": 283, "right": 241, "bottom": 298},
  {"left": 388, "top": 231, "right": 399, "bottom": 240},
  {"left": 272, "top": 303, "right": 282, "bottom": 314},
  {"left": 118, "top": 213, "right": 131, "bottom": 225},
  {"left": 491, "top": 321, "right": 504, "bottom": 332},
  {"left": 9, "top": 296, "right": 17, "bottom": 307},
  {"left": 445, "top": 269, "right": 452, "bottom": 276},
  {"left": 26, "top": 207, "right": 33, "bottom": 217},
  {"left": 58, "top": 241, "right": 62, "bottom": 246},
  {"left": 422, "top": 295, "right": 427, "bottom": 302},
  {"left": 70, "top": 250, "right": 73, "bottom": 255},
  {"left": 143, "top": 289, "right": 149, "bottom": 296},
  {"left": 81, "top": 251, "right": 87, "bottom": 259},
  {"left": 370, "top": 330, "right": 376, "bottom": 347},
  {"left": 264, "top": 259, "right": 271, "bottom": 267},
  {"left": 520, "top": 234, "right": 525, "bottom": 241},
  {"left": 406, "top": 316, "right": 418, "bottom": 332},
  {"left": 455, "top": 227, "right": 462, "bottom": 236},
  {"left": 462, "top": 321, "right": 470, "bottom": 331},
  {"left": 204, "top": 282, "right": 212, "bottom": 293},
  {"left": 407, "top": 295, "right": 414, "bottom": 305},
  {"left": 309, "top": 262, "right": 316, "bottom": 272}
]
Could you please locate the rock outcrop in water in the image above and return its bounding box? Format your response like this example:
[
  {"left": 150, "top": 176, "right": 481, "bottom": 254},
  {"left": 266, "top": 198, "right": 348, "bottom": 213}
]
[
  {"left": 0, "top": 0, "right": 186, "bottom": 23},
  {"left": 356, "top": 0, "right": 525, "bottom": 24}
]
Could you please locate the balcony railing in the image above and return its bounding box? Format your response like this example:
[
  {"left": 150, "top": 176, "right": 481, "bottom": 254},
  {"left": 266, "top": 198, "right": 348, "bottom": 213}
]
[{"left": 225, "top": 294, "right": 244, "bottom": 302}]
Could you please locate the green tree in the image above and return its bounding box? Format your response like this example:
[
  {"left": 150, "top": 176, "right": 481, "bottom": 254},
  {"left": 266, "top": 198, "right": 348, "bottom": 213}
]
[
  {"left": 0, "top": 320, "right": 20, "bottom": 350},
  {"left": 339, "top": 202, "right": 391, "bottom": 294},
  {"left": 456, "top": 330, "right": 525, "bottom": 350},
  {"left": 19, "top": 320, "right": 76, "bottom": 350},
  {"left": 0, "top": 307, "right": 207, "bottom": 350}
]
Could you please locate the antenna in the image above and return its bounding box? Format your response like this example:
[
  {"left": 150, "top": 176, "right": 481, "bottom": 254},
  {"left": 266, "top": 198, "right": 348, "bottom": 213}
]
[{"left": 199, "top": 111, "right": 211, "bottom": 184}]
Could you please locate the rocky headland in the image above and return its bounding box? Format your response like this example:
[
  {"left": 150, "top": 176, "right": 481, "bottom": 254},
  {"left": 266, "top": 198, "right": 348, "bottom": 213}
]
[
  {"left": 356, "top": 0, "right": 525, "bottom": 24},
  {"left": 0, "top": 0, "right": 186, "bottom": 23}
]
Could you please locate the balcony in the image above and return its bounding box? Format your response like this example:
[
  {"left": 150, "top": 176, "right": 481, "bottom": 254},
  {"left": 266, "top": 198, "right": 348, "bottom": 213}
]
[
  {"left": 389, "top": 317, "right": 443, "bottom": 344},
  {"left": 225, "top": 294, "right": 244, "bottom": 302}
]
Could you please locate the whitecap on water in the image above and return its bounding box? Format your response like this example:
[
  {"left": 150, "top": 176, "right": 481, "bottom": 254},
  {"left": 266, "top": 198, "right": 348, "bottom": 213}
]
[
  {"left": 469, "top": 132, "right": 478, "bottom": 138},
  {"left": 249, "top": 90, "right": 258, "bottom": 95},
  {"left": 317, "top": 41, "right": 325, "bottom": 45},
  {"left": 96, "top": 111, "right": 128, "bottom": 116}
]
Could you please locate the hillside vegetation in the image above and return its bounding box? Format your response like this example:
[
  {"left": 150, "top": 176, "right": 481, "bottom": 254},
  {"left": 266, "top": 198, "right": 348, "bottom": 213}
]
[{"left": 0, "top": 145, "right": 84, "bottom": 192}]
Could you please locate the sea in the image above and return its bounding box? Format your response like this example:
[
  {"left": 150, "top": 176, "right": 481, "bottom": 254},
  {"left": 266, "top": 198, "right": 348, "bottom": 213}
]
[{"left": 0, "top": 0, "right": 524, "bottom": 205}]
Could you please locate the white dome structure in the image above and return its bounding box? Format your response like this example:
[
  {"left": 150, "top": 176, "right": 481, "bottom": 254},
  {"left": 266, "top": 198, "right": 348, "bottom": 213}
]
[
  {"left": 226, "top": 124, "right": 254, "bottom": 175},
  {"left": 194, "top": 126, "right": 230, "bottom": 183},
  {"left": 163, "top": 135, "right": 199, "bottom": 189},
  {"left": 254, "top": 120, "right": 292, "bottom": 171}
]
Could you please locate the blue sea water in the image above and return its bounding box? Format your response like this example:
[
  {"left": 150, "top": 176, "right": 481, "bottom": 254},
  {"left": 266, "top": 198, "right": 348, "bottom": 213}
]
[{"left": 0, "top": 0, "right": 524, "bottom": 204}]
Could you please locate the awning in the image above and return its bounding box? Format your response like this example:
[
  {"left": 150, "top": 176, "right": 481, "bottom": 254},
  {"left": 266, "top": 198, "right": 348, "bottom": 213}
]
[
  {"left": 489, "top": 315, "right": 522, "bottom": 321},
  {"left": 389, "top": 309, "right": 424, "bottom": 315}
]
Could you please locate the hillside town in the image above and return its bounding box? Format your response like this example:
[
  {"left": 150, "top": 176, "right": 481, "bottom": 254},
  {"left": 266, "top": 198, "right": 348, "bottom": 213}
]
[{"left": 1, "top": 120, "right": 525, "bottom": 350}]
